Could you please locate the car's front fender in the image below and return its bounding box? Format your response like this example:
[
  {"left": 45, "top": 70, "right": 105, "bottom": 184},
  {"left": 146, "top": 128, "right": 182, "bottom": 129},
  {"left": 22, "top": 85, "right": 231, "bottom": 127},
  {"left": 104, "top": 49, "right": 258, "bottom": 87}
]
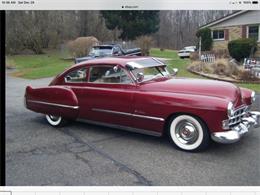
[{"left": 134, "top": 91, "right": 229, "bottom": 133}]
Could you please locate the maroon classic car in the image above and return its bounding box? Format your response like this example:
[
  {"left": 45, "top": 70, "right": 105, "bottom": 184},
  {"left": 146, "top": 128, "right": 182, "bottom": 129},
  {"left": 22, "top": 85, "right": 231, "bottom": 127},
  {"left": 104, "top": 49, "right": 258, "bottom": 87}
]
[{"left": 24, "top": 57, "right": 260, "bottom": 151}]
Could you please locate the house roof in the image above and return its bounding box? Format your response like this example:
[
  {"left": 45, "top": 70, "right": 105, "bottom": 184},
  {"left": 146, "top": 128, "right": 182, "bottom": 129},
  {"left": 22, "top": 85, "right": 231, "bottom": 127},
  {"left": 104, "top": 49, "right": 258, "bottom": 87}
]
[{"left": 200, "top": 10, "right": 249, "bottom": 28}]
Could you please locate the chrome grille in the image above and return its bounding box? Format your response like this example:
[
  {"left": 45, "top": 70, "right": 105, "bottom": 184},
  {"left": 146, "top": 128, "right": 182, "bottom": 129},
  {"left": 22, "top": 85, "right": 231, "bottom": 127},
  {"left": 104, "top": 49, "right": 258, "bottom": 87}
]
[{"left": 228, "top": 105, "right": 248, "bottom": 127}]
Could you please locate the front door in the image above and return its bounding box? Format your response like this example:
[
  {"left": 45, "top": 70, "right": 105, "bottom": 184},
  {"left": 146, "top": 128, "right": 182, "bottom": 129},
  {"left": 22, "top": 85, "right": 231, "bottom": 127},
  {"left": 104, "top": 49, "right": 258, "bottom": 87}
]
[{"left": 76, "top": 64, "right": 136, "bottom": 127}]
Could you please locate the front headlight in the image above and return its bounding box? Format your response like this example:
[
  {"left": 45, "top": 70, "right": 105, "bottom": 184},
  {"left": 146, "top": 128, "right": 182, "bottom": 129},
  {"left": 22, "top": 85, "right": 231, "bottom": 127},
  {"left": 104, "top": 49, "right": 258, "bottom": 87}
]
[
  {"left": 251, "top": 91, "right": 256, "bottom": 103},
  {"left": 227, "top": 102, "right": 234, "bottom": 117}
]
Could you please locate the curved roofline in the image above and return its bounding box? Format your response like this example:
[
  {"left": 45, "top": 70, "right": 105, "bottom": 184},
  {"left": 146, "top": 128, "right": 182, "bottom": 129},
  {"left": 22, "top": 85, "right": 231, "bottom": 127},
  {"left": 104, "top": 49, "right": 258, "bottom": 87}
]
[{"left": 73, "top": 56, "right": 164, "bottom": 68}]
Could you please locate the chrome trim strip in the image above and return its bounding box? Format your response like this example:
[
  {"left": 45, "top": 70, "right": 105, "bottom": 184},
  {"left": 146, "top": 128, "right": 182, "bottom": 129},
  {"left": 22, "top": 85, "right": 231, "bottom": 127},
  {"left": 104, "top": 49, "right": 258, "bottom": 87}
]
[
  {"left": 27, "top": 100, "right": 79, "bottom": 109},
  {"left": 133, "top": 113, "right": 165, "bottom": 121},
  {"left": 77, "top": 118, "right": 162, "bottom": 137},
  {"left": 152, "top": 57, "right": 165, "bottom": 65},
  {"left": 92, "top": 108, "right": 165, "bottom": 122}
]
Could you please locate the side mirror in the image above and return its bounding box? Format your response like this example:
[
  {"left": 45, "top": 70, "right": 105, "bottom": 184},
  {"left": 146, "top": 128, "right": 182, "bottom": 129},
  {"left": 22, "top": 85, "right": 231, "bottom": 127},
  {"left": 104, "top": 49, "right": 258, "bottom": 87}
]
[
  {"left": 172, "top": 68, "right": 178, "bottom": 76},
  {"left": 65, "top": 76, "right": 71, "bottom": 82},
  {"left": 136, "top": 72, "right": 144, "bottom": 82},
  {"left": 113, "top": 65, "right": 119, "bottom": 72}
]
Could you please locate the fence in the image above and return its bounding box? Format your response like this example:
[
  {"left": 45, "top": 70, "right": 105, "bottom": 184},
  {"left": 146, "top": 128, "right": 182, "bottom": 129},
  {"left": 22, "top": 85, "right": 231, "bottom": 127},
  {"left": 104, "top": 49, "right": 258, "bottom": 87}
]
[
  {"left": 243, "top": 57, "right": 260, "bottom": 78},
  {"left": 200, "top": 54, "right": 216, "bottom": 63}
]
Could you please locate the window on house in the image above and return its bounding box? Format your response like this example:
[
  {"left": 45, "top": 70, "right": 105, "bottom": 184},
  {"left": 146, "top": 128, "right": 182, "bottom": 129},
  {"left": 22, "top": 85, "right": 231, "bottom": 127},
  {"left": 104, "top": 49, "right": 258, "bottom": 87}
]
[
  {"left": 248, "top": 26, "right": 259, "bottom": 40},
  {"left": 212, "top": 30, "right": 225, "bottom": 40}
]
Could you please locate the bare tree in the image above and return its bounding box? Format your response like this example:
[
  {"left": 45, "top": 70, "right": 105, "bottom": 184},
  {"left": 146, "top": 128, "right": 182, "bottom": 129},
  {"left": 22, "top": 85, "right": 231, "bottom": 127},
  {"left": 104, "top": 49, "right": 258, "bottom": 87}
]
[
  {"left": 6, "top": 10, "right": 234, "bottom": 54},
  {"left": 154, "top": 10, "right": 233, "bottom": 50}
]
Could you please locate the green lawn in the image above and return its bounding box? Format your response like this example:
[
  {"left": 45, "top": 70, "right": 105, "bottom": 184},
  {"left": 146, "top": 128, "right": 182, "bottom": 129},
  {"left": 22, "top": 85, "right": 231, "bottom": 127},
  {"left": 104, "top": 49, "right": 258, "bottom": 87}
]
[
  {"left": 150, "top": 48, "right": 202, "bottom": 78},
  {"left": 6, "top": 50, "right": 73, "bottom": 79},
  {"left": 150, "top": 48, "right": 260, "bottom": 92},
  {"left": 6, "top": 48, "right": 260, "bottom": 92}
]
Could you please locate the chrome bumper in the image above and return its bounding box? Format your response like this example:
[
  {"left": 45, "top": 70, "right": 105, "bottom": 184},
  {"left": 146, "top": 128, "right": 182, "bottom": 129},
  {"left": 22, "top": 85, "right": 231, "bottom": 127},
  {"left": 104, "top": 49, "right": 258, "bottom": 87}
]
[{"left": 211, "top": 111, "right": 260, "bottom": 144}]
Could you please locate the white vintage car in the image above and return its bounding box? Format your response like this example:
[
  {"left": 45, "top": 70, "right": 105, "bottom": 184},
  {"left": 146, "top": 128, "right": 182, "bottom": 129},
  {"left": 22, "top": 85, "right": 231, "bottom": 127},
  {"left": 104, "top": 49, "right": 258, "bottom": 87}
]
[{"left": 178, "top": 46, "right": 196, "bottom": 58}]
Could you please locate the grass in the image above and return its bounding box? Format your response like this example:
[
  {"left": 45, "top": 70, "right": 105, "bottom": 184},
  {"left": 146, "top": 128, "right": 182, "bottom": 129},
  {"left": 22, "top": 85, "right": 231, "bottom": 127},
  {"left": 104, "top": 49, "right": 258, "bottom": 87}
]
[
  {"left": 237, "top": 83, "right": 260, "bottom": 92},
  {"left": 150, "top": 48, "right": 203, "bottom": 79},
  {"left": 6, "top": 50, "right": 73, "bottom": 79},
  {"left": 150, "top": 48, "right": 260, "bottom": 92},
  {"left": 6, "top": 48, "right": 260, "bottom": 92}
]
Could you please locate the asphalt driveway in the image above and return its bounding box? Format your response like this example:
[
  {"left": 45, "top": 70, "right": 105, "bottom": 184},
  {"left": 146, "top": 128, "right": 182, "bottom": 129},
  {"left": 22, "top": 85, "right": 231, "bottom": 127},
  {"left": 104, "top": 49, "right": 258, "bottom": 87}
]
[{"left": 5, "top": 71, "right": 260, "bottom": 186}]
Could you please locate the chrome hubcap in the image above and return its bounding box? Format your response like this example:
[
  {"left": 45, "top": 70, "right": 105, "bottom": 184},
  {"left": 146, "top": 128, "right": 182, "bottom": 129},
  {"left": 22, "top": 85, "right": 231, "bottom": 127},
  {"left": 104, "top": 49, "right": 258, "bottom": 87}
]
[
  {"left": 175, "top": 120, "right": 199, "bottom": 145},
  {"left": 49, "top": 115, "right": 60, "bottom": 122}
]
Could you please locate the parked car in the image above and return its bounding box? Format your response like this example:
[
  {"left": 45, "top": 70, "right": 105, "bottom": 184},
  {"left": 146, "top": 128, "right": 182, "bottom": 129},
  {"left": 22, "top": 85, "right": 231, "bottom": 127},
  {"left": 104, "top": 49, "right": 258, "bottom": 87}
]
[
  {"left": 24, "top": 57, "right": 260, "bottom": 152},
  {"left": 75, "top": 44, "right": 141, "bottom": 63},
  {"left": 178, "top": 46, "right": 196, "bottom": 59}
]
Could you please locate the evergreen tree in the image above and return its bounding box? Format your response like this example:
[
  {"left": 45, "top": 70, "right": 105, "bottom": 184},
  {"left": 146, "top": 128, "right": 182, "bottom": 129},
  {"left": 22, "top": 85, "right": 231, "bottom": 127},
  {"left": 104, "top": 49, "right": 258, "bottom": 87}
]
[{"left": 101, "top": 11, "right": 160, "bottom": 40}]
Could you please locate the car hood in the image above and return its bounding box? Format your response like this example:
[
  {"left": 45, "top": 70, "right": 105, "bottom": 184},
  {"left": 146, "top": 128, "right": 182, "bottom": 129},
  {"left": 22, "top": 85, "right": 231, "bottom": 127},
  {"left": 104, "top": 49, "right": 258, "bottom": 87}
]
[{"left": 140, "top": 78, "right": 241, "bottom": 103}]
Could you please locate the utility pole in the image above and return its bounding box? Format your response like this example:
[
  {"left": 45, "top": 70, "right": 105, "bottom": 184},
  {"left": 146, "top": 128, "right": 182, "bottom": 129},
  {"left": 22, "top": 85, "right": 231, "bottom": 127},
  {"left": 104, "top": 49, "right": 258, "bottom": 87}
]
[{"left": 199, "top": 36, "right": 201, "bottom": 59}]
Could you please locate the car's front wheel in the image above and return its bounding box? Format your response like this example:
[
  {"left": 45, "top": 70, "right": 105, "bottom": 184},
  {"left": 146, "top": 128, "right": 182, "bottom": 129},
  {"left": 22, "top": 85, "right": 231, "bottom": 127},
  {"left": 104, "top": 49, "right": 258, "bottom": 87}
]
[
  {"left": 168, "top": 115, "right": 209, "bottom": 152},
  {"left": 45, "top": 114, "right": 67, "bottom": 127}
]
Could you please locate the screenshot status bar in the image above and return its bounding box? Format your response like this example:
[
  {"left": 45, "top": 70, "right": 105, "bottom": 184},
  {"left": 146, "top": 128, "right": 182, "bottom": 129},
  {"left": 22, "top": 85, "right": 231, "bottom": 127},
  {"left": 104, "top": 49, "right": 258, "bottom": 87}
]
[{"left": 0, "top": 0, "right": 260, "bottom": 10}]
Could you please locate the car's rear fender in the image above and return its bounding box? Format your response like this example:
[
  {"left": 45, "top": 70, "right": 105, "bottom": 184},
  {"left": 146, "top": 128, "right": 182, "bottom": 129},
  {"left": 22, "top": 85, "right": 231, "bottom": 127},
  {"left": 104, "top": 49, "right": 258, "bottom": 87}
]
[{"left": 25, "top": 86, "right": 79, "bottom": 119}]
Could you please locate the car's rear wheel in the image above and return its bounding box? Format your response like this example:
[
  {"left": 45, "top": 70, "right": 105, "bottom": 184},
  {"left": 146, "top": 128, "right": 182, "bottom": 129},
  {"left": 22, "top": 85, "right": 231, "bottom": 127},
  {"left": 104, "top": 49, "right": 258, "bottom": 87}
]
[
  {"left": 45, "top": 114, "right": 67, "bottom": 127},
  {"left": 168, "top": 115, "right": 209, "bottom": 152}
]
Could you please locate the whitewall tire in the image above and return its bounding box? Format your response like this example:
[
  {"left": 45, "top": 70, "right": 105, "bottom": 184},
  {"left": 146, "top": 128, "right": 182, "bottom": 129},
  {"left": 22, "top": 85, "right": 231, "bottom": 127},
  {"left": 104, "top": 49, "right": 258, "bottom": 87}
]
[
  {"left": 168, "top": 115, "right": 209, "bottom": 152},
  {"left": 45, "top": 115, "right": 67, "bottom": 127}
]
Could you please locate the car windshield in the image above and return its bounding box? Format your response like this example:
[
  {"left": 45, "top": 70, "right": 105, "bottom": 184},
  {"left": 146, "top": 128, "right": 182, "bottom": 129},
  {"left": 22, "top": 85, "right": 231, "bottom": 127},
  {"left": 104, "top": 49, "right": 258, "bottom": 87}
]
[
  {"left": 131, "top": 65, "right": 172, "bottom": 82},
  {"left": 89, "top": 47, "right": 112, "bottom": 57},
  {"left": 184, "top": 46, "right": 195, "bottom": 50}
]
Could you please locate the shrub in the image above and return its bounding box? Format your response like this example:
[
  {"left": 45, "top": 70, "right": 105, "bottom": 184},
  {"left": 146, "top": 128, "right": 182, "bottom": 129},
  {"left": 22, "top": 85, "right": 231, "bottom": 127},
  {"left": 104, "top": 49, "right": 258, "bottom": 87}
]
[
  {"left": 190, "top": 52, "right": 199, "bottom": 61},
  {"left": 189, "top": 58, "right": 259, "bottom": 81},
  {"left": 196, "top": 28, "right": 213, "bottom": 51},
  {"left": 189, "top": 58, "right": 239, "bottom": 77},
  {"left": 237, "top": 69, "right": 259, "bottom": 81},
  {"left": 202, "top": 64, "right": 214, "bottom": 74},
  {"left": 67, "top": 36, "right": 99, "bottom": 58},
  {"left": 188, "top": 61, "right": 204, "bottom": 72},
  {"left": 213, "top": 49, "right": 229, "bottom": 58},
  {"left": 135, "top": 35, "right": 154, "bottom": 56},
  {"left": 228, "top": 38, "right": 257, "bottom": 61},
  {"left": 238, "top": 70, "right": 254, "bottom": 81},
  {"left": 212, "top": 59, "right": 233, "bottom": 76}
]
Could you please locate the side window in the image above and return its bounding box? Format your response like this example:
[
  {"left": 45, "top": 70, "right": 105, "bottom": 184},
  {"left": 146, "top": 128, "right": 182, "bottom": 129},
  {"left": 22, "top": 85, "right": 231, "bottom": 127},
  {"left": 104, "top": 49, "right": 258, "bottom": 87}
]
[
  {"left": 113, "top": 46, "right": 121, "bottom": 55},
  {"left": 89, "top": 66, "right": 132, "bottom": 84},
  {"left": 65, "top": 68, "right": 87, "bottom": 83}
]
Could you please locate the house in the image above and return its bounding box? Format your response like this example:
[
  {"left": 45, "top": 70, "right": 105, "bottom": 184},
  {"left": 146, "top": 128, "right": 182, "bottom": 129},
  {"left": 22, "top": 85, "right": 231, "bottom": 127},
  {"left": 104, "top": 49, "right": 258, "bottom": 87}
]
[{"left": 200, "top": 10, "right": 260, "bottom": 57}]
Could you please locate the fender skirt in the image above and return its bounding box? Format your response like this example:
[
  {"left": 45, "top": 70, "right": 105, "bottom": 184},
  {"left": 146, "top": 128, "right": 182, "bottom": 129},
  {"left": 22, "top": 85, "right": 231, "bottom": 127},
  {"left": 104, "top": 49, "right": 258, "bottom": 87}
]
[{"left": 25, "top": 86, "right": 79, "bottom": 119}]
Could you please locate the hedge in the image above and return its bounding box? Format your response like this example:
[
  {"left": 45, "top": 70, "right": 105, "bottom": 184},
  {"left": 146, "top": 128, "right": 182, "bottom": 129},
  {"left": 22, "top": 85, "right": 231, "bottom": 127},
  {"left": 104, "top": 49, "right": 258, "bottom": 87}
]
[
  {"left": 196, "top": 28, "right": 213, "bottom": 51},
  {"left": 228, "top": 38, "right": 257, "bottom": 61}
]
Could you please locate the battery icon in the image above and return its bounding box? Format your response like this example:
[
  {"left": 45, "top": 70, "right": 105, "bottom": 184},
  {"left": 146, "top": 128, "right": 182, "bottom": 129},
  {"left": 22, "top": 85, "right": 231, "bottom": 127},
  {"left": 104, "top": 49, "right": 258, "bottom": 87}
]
[{"left": 252, "top": 1, "right": 258, "bottom": 3}]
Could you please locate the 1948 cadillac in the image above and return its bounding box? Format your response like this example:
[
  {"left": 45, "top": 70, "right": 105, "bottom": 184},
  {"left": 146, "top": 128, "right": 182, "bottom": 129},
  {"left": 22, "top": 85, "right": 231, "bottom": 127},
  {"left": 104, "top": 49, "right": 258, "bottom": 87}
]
[{"left": 24, "top": 57, "right": 260, "bottom": 151}]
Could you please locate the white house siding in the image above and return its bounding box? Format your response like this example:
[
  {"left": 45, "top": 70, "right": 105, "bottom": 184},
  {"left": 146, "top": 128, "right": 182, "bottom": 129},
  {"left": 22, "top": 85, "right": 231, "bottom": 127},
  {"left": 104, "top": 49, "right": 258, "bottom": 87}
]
[{"left": 210, "top": 10, "right": 260, "bottom": 28}]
